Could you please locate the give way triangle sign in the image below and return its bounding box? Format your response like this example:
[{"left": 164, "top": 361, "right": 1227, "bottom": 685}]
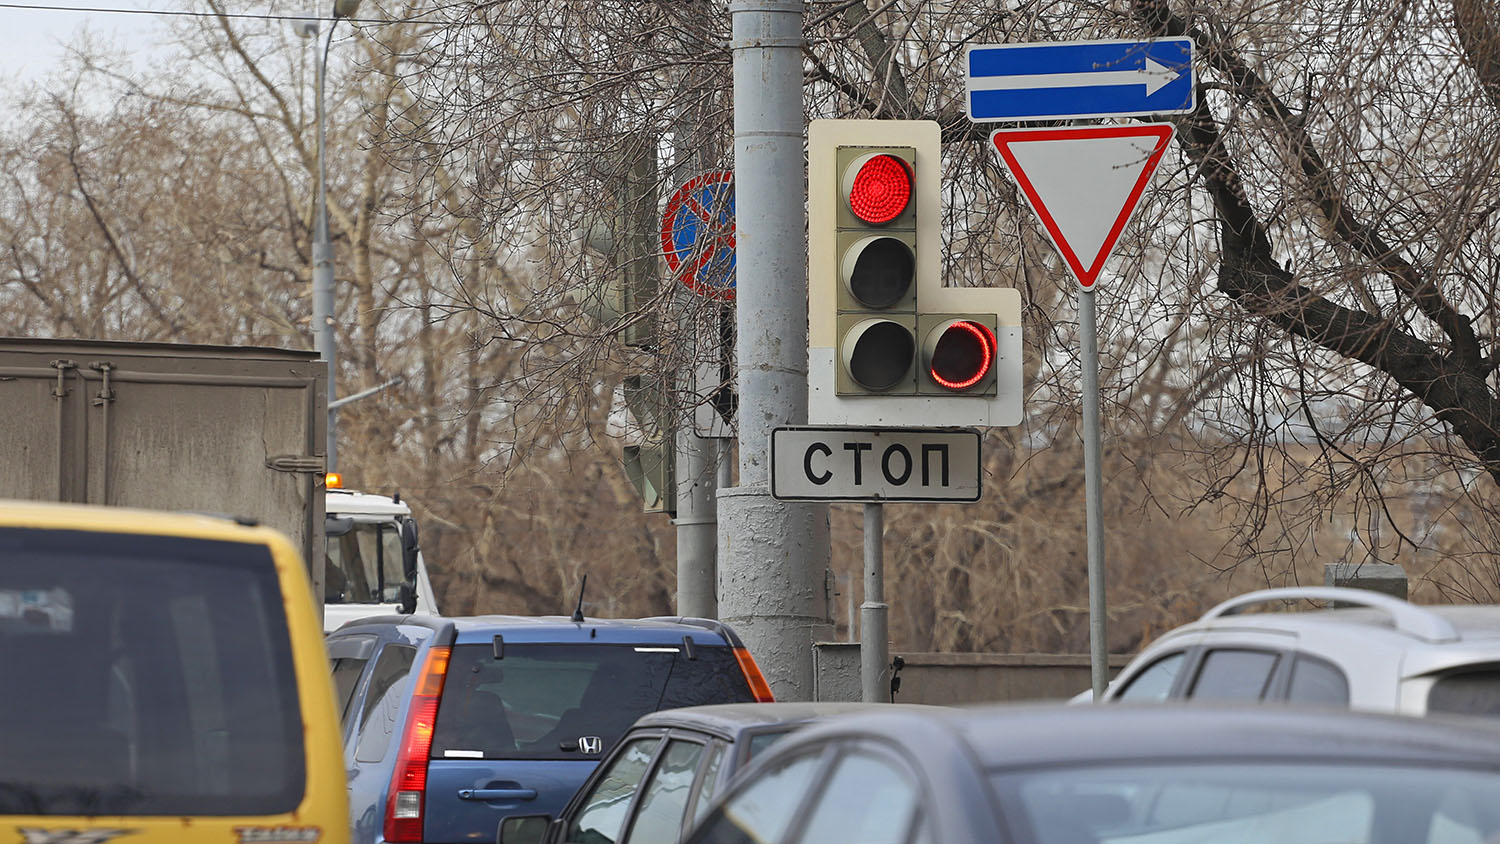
[{"left": 990, "top": 124, "right": 1175, "bottom": 289}]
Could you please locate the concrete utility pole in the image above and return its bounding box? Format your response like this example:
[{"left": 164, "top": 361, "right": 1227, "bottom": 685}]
[{"left": 720, "top": 0, "right": 833, "bottom": 700}]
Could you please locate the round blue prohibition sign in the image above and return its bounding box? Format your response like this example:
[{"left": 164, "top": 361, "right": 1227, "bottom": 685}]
[{"left": 661, "top": 171, "right": 735, "bottom": 300}]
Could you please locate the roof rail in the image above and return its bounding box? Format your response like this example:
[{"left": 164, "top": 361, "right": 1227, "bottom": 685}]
[{"left": 1200, "top": 587, "right": 1458, "bottom": 643}]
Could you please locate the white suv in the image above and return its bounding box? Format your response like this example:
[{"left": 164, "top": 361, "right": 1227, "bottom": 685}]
[{"left": 1096, "top": 586, "right": 1500, "bottom": 717}]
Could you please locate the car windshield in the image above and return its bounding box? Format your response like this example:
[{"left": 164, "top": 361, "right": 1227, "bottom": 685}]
[
  {"left": 325, "top": 520, "right": 404, "bottom": 604},
  {"left": 992, "top": 762, "right": 1500, "bottom": 844},
  {"left": 0, "top": 528, "right": 303, "bottom": 816},
  {"left": 432, "top": 643, "right": 753, "bottom": 760}
]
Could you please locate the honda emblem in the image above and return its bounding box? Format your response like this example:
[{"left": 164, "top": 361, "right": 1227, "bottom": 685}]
[{"left": 578, "top": 736, "right": 604, "bottom": 755}]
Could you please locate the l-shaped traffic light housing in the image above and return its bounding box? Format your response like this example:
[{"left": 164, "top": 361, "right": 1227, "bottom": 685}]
[{"left": 809, "top": 119, "right": 1021, "bottom": 428}]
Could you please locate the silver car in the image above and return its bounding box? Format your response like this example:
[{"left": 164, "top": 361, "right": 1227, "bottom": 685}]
[
  {"left": 684, "top": 703, "right": 1500, "bottom": 844},
  {"left": 1094, "top": 585, "right": 1500, "bottom": 716}
]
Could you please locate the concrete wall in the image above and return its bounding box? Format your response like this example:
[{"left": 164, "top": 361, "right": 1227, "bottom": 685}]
[{"left": 813, "top": 642, "right": 1132, "bottom": 704}]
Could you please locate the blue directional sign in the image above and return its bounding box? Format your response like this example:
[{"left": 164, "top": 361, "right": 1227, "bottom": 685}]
[{"left": 966, "top": 38, "right": 1194, "bottom": 123}]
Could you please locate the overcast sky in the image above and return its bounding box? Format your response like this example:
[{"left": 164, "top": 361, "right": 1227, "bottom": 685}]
[{"left": 1, "top": 1, "right": 166, "bottom": 87}]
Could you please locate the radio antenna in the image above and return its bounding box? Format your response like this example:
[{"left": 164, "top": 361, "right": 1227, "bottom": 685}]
[{"left": 571, "top": 574, "right": 588, "bottom": 623}]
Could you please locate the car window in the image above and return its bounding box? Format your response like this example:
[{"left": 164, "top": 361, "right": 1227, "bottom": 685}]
[
  {"left": 744, "top": 729, "right": 795, "bottom": 762},
  {"left": 331, "top": 656, "right": 369, "bottom": 727},
  {"left": 1428, "top": 668, "right": 1500, "bottom": 717},
  {"left": 0, "top": 528, "right": 302, "bottom": 816},
  {"left": 688, "top": 752, "right": 821, "bottom": 844},
  {"left": 793, "top": 751, "right": 919, "bottom": 844},
  {"left": 567, "top": 737, "right": 661, "bottom": 844},
  {"left": 354, "top": 658, "right": 414, "bottom": 764},
  {"left": 1115, "top": 652, "right": 1185, "bottom": 701},
  {"left": 688, "top": 743, "right": 726, "bottom": 826},
  {"left": 1188, "top": 649, "right": 1279, "bottom": 701},
  {"left": 1286, "top": 654, "right": 1349, "bottom": 706},
  {"left": 359, "top": 644, "right": 416, "bottom": 731},
  {"left": 623, "top": 739, "right": 705, "bottom": 844},
  {"left": 432, "top": 643, "right": 753, "bottom": 761},
  {"left": 994, "top": 762, "right": 1500, "bottom": 844}
]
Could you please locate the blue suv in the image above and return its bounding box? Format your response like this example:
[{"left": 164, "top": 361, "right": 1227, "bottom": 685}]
[{"left": 325, "top": 614, "right": 774, "bottom": 844}]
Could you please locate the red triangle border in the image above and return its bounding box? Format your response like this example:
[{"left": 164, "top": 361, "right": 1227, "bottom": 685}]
[{"left": 990, "top": 124, "right": 1175, "bottom": 289}]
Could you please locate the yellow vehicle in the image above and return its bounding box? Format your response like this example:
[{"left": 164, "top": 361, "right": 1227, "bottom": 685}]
[{"left": 0, "top": 502, "right": 348, "bottom": 844}]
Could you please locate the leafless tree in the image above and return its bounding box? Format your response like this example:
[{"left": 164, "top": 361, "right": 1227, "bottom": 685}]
[
  {"left": 393, "top": 0, "right": 1500, "bottom": 647},
  {"left": 7, "top": 0, "right": 1500, "bottom": 651}
]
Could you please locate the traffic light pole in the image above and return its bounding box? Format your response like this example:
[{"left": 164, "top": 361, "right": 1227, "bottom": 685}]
[
  {"left": 312, "top": 20, "right": 338, "bottom": 472},
  {"left": 720, "top": 0, "right": 832, "bottom": 700},
  {"left": 861, "top": 502, "right": 889, "bottom": 703},
  {"left": 1080, "top": 289, "right": 1109, "bottom": 699},
  {"left": 669, "top": 82, "right": 720, "bottom": 621},
  {"left": 674, "top": 410, "right": 718, "bottom": 619}
]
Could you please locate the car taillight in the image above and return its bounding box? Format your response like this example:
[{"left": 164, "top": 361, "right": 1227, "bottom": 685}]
[
  {"left": 733, "top": 647, "right": 775, "bottom": 702},
  {"left": 384, "top": 645, "right": 451, "bottom": 843}
]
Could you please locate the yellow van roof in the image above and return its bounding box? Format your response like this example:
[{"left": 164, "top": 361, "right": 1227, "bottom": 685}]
[{"left": 0, "top": 499, "right": 286, "bottom": 544}]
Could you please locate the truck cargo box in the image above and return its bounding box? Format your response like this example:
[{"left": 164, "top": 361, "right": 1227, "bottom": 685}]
[{"left": 0, "top": 338, "right": 327, "bottom": 594}]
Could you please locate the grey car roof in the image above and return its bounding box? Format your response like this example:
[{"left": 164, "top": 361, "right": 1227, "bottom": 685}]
[
  {"left": 632, "top": 702, "right": 940, "bottom": 741},
  {"left": 780, "top": 702, "right": 1500, "bottom": 771},
  {"left": 1186, "top": 605, "right": 1500, "bottom": 639}
]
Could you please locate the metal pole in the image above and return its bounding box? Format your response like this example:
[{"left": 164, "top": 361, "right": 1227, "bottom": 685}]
[
  {"left": 845, "top": 573, "right": 856, "bottom": 642},
  {"left": 313, "top": 20, "right": 339, "bottom": 472},
  {"left": 670, "top": 63, "right": 721, "bottom": 621},
  {"left": 860, "top": 502, "right": 888, "bottom": 703},
  {"left": 675, "top": 423, "right": 718, "bottom": 618},
  {"left": 328, "top": 375, "right": 403, "bottom": 410},
  {"left": 718, "top": 0, "right": 832, "bottom": 700},
  {"left": 1079, "top": 288, "right": 1108, "bottom": 698},
  {"left": 716, "top": 438, "right": 733, "bottom": 491}
]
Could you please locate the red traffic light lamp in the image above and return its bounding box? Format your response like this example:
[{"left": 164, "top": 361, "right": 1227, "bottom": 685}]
[{"left": 843, "top": 153, "right": 913, "bottom": 224}]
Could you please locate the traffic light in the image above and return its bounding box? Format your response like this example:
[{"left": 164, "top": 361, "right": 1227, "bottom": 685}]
[
  {"left": 808, "top": 119, "right": 1021, "bottom": 428},
  {"left": 621, "top": 375, "right": 676, "bottom": 515},
  {"left": 835, "top": 147, "right": 917, "bottom": 395},
  {"left": 571, "top": 133, "right": 659, "bottom": 348}
]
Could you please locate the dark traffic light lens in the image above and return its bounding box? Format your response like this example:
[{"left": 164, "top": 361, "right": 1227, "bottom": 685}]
[
  {"left": 846, "top": 320, "right": 915, "bottom": 391},
  {"left": 846, "top": 154, "right": 913, "bottom": 225},
  {"left": 845, "top": 237, "right": 915, "bottom": 308},
  {"left": 929, "top": 320, "right": 995, "bottom": 390}
]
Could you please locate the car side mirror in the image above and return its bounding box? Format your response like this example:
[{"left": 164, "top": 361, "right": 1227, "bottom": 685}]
[
  {"left": 498, "top": 815, "right": 552, "bottom": 844},
  {"left": 397, "top": 582, "right": 417, "bottom": 614},
  {"left": 400, "top": 518, "right": 420, "bottom": 581}
]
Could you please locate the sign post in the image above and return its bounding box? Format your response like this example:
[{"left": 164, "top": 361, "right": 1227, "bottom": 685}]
[
  {"left": 972, "top": 37, "right": 1193, "bottom": 701},
  {"left": 662, "top": 172, "right": 737, "bottom": 440},
  {"left": 661, "top": 172, "right": 737, "bottom": 620},
  {"left": 772, "top": 425, "right": 981, "bottom": 702}
]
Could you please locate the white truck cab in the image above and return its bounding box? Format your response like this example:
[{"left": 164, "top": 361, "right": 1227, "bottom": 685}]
[{"left": 322, "top": 479, "right": 439, "bottom": 633}]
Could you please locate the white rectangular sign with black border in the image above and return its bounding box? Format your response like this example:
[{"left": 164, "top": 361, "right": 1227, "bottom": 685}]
[{"left": 770, "top": 426, "right": 982, "bottom": 502}]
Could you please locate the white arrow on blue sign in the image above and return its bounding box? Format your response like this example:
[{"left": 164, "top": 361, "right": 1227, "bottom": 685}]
[{"left": 966, "top": 38, "right": 1195, "bottom": 123}]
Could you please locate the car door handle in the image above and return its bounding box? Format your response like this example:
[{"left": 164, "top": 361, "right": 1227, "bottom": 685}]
[{"left": 458, "top": 788, "right": 538, "bottom": 801}]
